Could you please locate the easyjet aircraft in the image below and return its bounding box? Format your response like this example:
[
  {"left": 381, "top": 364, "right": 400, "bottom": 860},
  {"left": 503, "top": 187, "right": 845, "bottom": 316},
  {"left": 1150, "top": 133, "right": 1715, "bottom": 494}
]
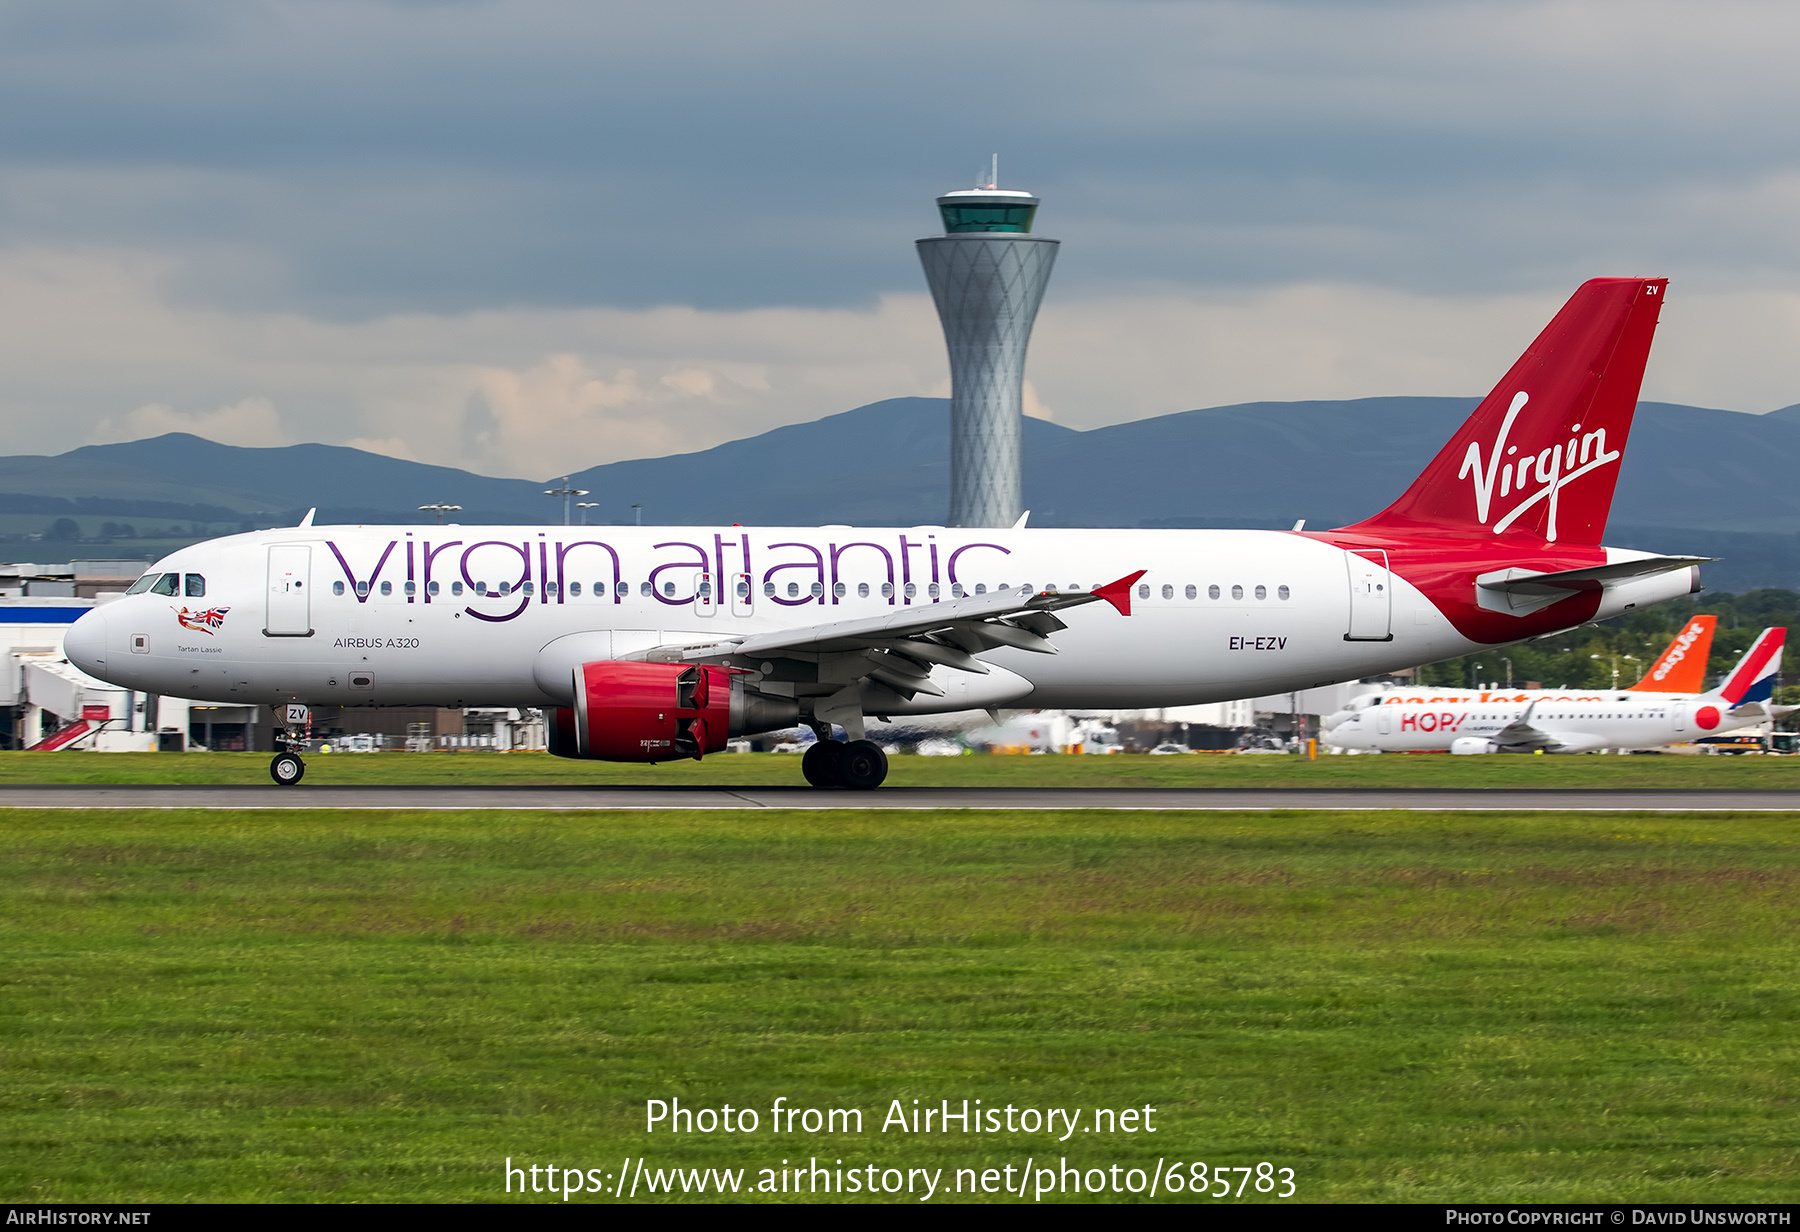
[
  {"left": 1322, "top": 628, "right": 1789, "bottom": 755},
  {"left": 1347, "top": 613, "right": 1718, "bottom": 711},
  {"left": 64, "top": 277, "right": 1705, "bottom": 789}
]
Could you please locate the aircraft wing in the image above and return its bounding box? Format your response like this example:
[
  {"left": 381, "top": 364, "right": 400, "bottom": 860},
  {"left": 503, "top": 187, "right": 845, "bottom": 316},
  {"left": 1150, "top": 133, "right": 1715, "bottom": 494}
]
[
  {"left": 623, "top": 570, "right": 1146, "bottom": 701},
  {"left": 1489, "top": 701, "right": 1565, "bottom": 752}
]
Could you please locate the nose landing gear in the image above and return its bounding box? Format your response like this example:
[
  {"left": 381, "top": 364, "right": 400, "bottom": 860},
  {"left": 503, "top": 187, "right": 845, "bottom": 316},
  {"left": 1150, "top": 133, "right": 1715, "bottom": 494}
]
[{"left": 270, "top": 751, "right": 305, "bottom": 786}]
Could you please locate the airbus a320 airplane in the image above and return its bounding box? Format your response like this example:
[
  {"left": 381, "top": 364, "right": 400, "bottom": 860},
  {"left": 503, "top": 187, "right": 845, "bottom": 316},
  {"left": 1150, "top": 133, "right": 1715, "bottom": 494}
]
[{"left": 64, "top": 277, "right": 1705, "bottom": 789}]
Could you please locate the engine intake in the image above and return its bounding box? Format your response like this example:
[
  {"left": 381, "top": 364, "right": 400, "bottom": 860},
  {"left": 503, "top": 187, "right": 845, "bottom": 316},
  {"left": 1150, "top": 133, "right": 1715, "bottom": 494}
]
[{"left": 547, "top": 661, "right": 797, "bottom": 762}]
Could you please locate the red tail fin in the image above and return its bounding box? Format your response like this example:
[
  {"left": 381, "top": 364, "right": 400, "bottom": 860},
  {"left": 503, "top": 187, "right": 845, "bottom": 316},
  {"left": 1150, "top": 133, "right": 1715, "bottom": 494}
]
[{"left": 1341, "top": 278, "right": 1666, "bottom": 545}]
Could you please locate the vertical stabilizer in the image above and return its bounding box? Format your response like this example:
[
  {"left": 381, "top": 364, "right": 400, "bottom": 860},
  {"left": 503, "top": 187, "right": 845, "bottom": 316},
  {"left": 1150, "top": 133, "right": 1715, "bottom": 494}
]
[
  {"left": 1717, "top": 627, "right": 1786, "bottom": 706},
  {"left": 1340, "top": 278, "right": 1666, "bottom": 545},
  {"left": 1625, "top": 614, "right": 1716, "bottom": 693}
]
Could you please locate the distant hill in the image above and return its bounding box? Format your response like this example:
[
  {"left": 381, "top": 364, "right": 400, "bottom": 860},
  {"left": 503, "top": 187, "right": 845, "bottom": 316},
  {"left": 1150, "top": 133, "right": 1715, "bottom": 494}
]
[{"left": 4, "top": 395, "right": 1799, "bottom": 590}]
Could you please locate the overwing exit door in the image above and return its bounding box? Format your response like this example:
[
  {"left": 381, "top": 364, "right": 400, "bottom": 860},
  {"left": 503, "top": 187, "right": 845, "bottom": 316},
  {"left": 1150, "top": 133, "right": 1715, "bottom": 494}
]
[
  {"left": 265, "top": 544, "right": 313, "bottom": 637},
  {"left": 1345, "top": 549, "right": 1393, "bottom": 641}
]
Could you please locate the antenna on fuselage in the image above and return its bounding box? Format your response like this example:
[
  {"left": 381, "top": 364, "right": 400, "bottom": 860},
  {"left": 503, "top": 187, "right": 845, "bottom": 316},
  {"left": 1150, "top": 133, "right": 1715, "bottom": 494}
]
[{"left": 298, "top": 508, "right": 316, "bottom": 528}]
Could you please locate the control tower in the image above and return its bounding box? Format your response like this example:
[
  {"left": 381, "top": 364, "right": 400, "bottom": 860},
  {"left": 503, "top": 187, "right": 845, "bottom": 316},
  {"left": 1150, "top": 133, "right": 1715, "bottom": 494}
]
[{"left": 916, "top": 174, "right": 1059, "bottom": 528}]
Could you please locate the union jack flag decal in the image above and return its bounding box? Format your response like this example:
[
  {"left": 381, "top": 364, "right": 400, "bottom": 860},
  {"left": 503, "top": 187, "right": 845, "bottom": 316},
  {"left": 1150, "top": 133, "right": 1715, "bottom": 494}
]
[{"left": 173, "top": 606, "right": 230, "bottom": 634}]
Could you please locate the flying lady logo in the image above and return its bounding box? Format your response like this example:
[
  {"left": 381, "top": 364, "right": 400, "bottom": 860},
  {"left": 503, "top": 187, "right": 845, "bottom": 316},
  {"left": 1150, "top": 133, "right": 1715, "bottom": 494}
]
[
  {"left": 173, "top": 606, "right": 230, "bottom": 634},
  {"left": 1457, "top": 392, "right": 1622, "bottom": 541}
]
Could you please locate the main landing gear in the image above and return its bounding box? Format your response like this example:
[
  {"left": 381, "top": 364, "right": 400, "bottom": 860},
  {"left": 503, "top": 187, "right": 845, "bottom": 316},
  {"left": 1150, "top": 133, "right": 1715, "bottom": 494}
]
[
  {"left": 270, "top": 751, "right": 305, "bottom": 786},
  {"left": 801, "top": 738, "right": 888, "bottom": 790}
]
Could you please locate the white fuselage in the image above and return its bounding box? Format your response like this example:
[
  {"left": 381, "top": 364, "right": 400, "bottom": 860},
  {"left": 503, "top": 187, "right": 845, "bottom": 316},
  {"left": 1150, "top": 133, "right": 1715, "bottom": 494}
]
[
  {"left": 62, "top": 523, "right": 1693, "bottom": 716},
  {"left": 1323, "top": 692, "right": 1758, "bottom": 754}
]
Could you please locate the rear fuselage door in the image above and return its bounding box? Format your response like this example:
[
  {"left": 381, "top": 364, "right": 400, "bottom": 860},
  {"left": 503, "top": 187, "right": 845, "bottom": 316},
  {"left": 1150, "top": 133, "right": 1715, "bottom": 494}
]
[
  {"left": 1671, "top": 701, "right": 1687, "bottom": 734},
  {"left": 265, "top": 544, "right": 313, "bottom": 637},
  {"left": 1345, "top": 549, "right": 1393, "bottom": 641}
]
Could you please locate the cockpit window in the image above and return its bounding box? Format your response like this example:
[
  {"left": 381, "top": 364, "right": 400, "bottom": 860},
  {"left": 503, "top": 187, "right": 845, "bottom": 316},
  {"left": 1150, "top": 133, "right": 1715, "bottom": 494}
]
[
  {"left": 147, "top": 572, "right": 179, "bottom": 597},
  {"left": 185, "top": 574, "right": 206, "bottom": 598},
  {"left": 125, "top": 574, "right": 156, "bottom": 595}
]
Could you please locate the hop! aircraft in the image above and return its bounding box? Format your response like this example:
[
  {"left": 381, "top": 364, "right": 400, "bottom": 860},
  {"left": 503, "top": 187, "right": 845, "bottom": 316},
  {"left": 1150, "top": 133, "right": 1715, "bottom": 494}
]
[
  {"left": 64, "top": 277, "right": 1707, "bottom": 789},
  {"left": 1322, "top": 627, "right": 1789, "bottom": 754}
]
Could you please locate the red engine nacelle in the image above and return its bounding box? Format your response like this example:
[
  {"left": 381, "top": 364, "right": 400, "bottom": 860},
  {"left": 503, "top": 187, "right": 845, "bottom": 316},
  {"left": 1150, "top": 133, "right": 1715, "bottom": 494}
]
[{"left": 547, "top": 661, "right": 732, "bottom": 762}]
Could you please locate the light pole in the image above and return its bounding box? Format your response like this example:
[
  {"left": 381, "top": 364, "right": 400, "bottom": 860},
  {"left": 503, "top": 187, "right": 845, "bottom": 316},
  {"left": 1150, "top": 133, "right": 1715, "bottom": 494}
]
[
  {"left": 544, "top": 477, "right": 589, "bottom": 526},
  {"left": 1590, "top": 653, "right": 1633, "bottom": 689},
  {"left": 575, "top": 501, "right": 598, "bottom": 526},
  {"left": 418, "top": 503, "right": 461, "bottom": 526}
]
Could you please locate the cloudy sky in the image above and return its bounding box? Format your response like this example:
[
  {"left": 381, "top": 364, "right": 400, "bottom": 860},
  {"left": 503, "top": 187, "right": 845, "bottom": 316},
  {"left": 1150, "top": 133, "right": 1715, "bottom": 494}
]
[{"left": 5, "top": 0, "right": 1800, "bottom": 477}]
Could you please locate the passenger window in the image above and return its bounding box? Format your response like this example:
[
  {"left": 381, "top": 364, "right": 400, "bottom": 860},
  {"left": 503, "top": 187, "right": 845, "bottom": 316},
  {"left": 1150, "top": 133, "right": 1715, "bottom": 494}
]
[
  {"left": 497, "top": 581, "right": 510, "bottom": 596},
  {"left": 641, "top": 582, "right": 653, "bottom": 597},
  {"left": 810, "top": 582, "right": 824, "bottom": 598},
  {"left": 125, "top": 574, "right": 156, "bottom": 595},
  {"left": 474, "top": 582, "right": 487, "bottom": 596},
  {"left": 881, "top": 582, "right": 894, "bottom": 598},
  {"left": 736, "top": 580, "right": 749, "bottom": 598},
  {"left": 523, "top": 582, "right": 535, "bottom": 596},
  {"left": 380, "top": 581, "right": 393, "bottom": 596},
  {"left": 1278, "top": 585, "right": 1290, "bottom": 600},
  {"left": 1161, "top": 584, "right": 1173, "bottom": 599},
  {"left": 568, "top": 582, "right": 581, "bottom": 596},
  {"left": 699, "top": 581, "right": 712, "bottom": 598},
  {"left": 928, "top": 583, "right": 940, "bottom": 598},
  {"left": 427, "top": 580, "right": 440, "bottom": 596},
  {"left": 357, "top": 581, "right": 371, "bottom": 598},
  {"left": 975, "top": 583, "right": 987, "bottom": 595},
  {"left": 858, "top": 582, "right": 870, "bottom": 598},
  {"left": 663, "top": 581, "right": 675, "bottom": 597},
  {"left": 451, "top": 581, "right": 464, "bottom": 596},
  {"left": 1254, "top": 585, "right": 1266, "bottom": 600},
  {"left": 904, "top": 582, "right": 917, "bottom": 599},
  {"left": 593, "top": 582, "right": 606, "bottom": 596},
  {"left": 1185, "top": 584, "right": 1196, "bottom": 600},
  {"left": 333, "top": 581, "right": 346, "bottom": 596},
  {"left": 1231, "top": 585, "right": 1244, "bottom": 600},
  {"left": 765, "top": 582, "right": 777, "bottom": 597},
  {"left": 185, "top": 574, "right": 206, "bottom": 597},
  {"left": 951, "top": 583, "right": 964, "bottom": 598},
  {"left": 149, "top": 573, "right": 179, "bottom": 597},
  {"left": 833, "top": 582, "right": 846, "bottom": 598},
  {"left": 404, "top": 581, "right": 416, "bottom": 596},
  {"left": 1136, "top": 584, "right": 1149, "bottom": 599},
  {"left": 786, "top": 582, "right": 799, "bottom": 598},
  {"left": 1208, "top": 584, "right": 1220, "bottom": 600}
]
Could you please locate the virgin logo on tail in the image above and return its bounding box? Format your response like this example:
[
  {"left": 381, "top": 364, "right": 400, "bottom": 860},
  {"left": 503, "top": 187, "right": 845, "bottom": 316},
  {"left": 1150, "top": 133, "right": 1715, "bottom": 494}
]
[{"left": 1457, "top": 391, "right": 1623, "bottom": 542}]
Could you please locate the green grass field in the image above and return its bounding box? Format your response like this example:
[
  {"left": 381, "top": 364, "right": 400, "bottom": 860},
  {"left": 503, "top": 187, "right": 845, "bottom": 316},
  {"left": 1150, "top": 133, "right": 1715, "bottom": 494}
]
[
  {"left": 1, "top": 748, "right": 1798, "bottom": 788},
  {"left": 3, "top": 806, "right": 1797, "bottom": 1203}
]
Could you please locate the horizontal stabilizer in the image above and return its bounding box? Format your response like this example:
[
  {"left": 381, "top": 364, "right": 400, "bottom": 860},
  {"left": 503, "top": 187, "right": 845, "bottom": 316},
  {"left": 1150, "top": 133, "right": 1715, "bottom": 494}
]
[{"left": 1476, "top": 555, "right": 1708, "bottom": 616}]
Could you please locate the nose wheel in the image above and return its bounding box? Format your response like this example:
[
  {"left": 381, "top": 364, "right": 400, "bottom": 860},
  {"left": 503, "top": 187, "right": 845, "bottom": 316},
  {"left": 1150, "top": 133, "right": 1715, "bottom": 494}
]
[
  {"left": 801, "top": 738, "right": 887, "bottom": 790},
  {"left": 270, "top": 751, "right": 306, "bottom": 786}
]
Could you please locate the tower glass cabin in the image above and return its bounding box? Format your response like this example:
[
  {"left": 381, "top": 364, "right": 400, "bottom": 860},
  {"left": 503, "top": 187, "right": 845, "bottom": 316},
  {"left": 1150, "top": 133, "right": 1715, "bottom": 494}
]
[{"left": 917, "top": 188, "right": 1059, "bottom": 528}]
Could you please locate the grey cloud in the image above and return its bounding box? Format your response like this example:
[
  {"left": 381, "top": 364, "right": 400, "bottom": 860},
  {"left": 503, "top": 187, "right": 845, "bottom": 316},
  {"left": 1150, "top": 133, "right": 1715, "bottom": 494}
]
[{"left": 0, "top": 0, "right": 1797, "bottom": 314}]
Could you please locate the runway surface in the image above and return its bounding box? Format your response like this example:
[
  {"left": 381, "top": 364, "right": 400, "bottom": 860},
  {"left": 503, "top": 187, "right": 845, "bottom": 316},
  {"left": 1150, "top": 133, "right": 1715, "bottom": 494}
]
[{"left": 6, "top": 784, "right": 1800, "bottom": 810}]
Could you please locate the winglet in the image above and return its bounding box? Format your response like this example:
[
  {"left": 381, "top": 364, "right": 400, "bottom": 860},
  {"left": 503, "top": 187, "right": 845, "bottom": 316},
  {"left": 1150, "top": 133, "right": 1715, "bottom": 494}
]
[
  {"left": 1093, "top": 570, "right": 1146, "bottom": 616},
  {"left": 298, "top": 507, "right": 316, "bottom": 528}
]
